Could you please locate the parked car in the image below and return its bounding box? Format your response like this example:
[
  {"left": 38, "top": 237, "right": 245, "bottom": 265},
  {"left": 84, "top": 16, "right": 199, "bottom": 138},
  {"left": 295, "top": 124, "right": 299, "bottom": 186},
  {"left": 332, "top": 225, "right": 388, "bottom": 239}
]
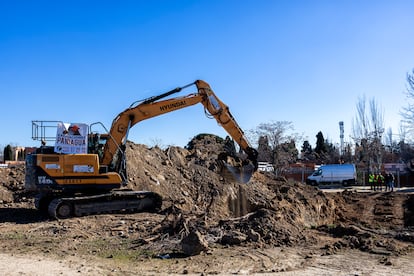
[{"left": 306, "top": 164, "right": 356, "bottom": 186}]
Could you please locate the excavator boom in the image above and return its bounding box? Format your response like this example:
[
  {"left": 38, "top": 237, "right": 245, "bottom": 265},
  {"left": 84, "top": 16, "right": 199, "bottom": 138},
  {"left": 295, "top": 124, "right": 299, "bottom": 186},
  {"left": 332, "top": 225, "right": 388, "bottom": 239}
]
[{"left": 102, "top": 80, "right": 258, "bottom": 182}]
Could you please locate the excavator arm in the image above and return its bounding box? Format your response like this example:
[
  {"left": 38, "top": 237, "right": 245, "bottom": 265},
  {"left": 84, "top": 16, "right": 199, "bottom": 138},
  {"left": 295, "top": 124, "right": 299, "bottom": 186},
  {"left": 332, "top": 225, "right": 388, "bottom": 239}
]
[
  {"left": 101, "top": 80, "right": 257, "bottom": 182},
  {"left": 195, "top": 80, "right": 258, "bottom": 166}
]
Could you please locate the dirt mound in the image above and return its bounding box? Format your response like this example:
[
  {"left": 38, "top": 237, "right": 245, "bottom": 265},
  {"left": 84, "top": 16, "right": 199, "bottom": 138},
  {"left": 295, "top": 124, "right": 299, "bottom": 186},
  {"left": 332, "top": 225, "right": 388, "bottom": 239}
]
[
  {"left": 1, "top": 134, "right": 413, "bottom": 262},
  {"left": 122, "top": 136, "right": 414, "bottom": 255},
  {"left": 126, "top": 137, "right": 336, "bottom": 220},
  {"left": 0, "top": 166, "right": 29, "bottom": 203},
  {"left": 122, "top": 136, "right": 349, "bottom": 251}
]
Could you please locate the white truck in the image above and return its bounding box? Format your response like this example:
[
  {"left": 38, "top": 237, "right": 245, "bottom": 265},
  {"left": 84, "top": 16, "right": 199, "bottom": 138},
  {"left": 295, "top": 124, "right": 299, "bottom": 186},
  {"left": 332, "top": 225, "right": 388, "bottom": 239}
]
[{"left": 306, "top": 164, "right": 356, "bottom": 186}]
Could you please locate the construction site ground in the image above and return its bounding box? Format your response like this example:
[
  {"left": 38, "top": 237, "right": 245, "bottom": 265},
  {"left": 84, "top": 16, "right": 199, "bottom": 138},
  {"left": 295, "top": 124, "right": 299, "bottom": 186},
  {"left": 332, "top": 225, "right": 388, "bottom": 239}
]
[{"left": 1, "top": 136, "right": 413, "bottom": 275}]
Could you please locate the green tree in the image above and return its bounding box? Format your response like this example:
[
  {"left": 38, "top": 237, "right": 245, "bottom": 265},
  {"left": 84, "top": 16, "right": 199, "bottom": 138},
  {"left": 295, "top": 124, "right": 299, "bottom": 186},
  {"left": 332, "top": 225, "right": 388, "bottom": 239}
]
[
  {"left": 315, "top": 131, "right": 327, "bottom": 154},
  {"left": 3, "top": 145, "right": 13, "bottom": 161},
  {"left": 301, "top": 140, "right": 312, "bottom": 154},
  {"left": 300, "top": 140, "right": 316, "bottom": 161}
]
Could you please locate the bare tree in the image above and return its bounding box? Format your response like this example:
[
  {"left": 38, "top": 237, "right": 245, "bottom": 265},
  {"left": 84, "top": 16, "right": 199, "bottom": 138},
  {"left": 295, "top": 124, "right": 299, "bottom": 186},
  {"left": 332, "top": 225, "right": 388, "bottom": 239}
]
[
  {"left": 398, "top": 122, "right": 407, "bottom": 143},
  {"left": 248, "top": 121, "right": 302, "bottom": 175},
  {"left": 149, "top": 138, "right": 166, "bottom": 149},
  {"left": 257, "top": 136, "right": 272, "bottom": 163},
  {"left": 385, "top": 127, "right": 393, "bottom": 147},
  {"left": 352, "top": 95, "right": 384, "bottom": 173},
  {"left": 249, "top": 121, "right": 295, "bottom": 149},
  {"left": 369, "top": 97, "right": 384, "bottom": 137},
  {"left": 353, "top": 95, "right": 370, "bottom": 139},
  {"left": 401, "top": 68, "right": 414, "bottom": 139}
]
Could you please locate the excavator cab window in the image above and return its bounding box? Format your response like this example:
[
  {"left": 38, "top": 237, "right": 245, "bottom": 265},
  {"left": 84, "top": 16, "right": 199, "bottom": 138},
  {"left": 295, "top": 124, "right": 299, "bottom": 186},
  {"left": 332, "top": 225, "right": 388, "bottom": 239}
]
[
  {"left": 35, "top": 146, "right": 55, "bottom": 154},
  {"left": 88, "top": 133, "right": 108, "bottom": 161},
  {"left": 87, "top": 133, "right": 111, "bottom": 174}
]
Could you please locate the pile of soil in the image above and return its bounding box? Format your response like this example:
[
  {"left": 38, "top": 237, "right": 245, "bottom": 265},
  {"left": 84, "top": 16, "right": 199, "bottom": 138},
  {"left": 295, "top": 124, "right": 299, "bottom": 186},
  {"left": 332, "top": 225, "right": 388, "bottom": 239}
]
[
  {"left": 0, "top": 134, "right": 413, "bottom": 272},
  {"left": 123, "top": 135, "right": 340, "bottom": 250},
  {"left": 0, "top": 165, "right": 27, "bottom": 204}
]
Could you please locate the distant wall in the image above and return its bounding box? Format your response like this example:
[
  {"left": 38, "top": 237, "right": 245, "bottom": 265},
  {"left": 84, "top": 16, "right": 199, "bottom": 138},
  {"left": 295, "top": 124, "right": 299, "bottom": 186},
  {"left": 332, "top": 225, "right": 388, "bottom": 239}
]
[{"left": 282, "top": 163, "right": 315, "bottom": 183}]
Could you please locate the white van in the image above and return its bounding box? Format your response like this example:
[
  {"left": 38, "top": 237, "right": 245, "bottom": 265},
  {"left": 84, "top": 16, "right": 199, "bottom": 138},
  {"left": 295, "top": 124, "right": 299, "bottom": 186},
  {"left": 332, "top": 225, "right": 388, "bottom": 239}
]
[
  {"left": 306, "top": 164, "right": 356, "bottom": 186},
  {"left": 257, "top": 162, "right": 274, "bottom": 172}
]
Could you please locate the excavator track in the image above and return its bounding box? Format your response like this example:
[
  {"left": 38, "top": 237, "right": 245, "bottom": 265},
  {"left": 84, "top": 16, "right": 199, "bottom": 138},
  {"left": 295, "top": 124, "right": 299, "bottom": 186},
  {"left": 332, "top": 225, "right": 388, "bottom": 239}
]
[{"left": 47, "top": 190, "right": 162, "bottom": 219}]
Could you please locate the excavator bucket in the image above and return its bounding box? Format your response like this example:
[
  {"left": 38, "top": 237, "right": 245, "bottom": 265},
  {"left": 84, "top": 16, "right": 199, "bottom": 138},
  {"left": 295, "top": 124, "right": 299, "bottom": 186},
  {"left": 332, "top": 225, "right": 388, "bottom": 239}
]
[
  {"left": 218, "top": 153, "right": 257, "bottom": 183},
  {"left": 221, "top": 161, "right": 256, "bottom": 183},
  {"left": 217, "top": 140, "right": 258, "bottom": 183}
]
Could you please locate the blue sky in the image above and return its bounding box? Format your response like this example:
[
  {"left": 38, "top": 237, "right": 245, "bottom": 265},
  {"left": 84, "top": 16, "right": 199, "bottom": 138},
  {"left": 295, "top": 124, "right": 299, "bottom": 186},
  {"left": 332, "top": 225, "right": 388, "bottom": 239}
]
[{"left": 1, "top": 0, "right": 413, "bottom": 150}]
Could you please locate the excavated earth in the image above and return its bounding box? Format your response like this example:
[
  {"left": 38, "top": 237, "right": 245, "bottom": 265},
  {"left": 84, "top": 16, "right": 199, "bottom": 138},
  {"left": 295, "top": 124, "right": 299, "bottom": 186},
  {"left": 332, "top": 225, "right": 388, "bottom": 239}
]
[{"left": 0, "top": 134, "right": 414, "bottom": 275}]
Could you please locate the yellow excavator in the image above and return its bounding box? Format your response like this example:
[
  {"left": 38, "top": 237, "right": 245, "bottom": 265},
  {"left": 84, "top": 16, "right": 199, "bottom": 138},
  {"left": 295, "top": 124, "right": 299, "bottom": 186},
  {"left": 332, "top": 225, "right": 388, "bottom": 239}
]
[{"left": 25, "top": 80, "right": 258, "bottom": 219}]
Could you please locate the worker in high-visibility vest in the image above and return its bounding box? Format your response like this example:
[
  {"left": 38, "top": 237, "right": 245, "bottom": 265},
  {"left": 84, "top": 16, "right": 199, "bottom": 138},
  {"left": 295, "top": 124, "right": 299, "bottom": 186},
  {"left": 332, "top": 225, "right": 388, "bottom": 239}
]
[
  {"left": 368, "top": 173, "right": 374, "bottom": 190},
  {"left": 378, "top": 173, "right": 385, "bottom": 191}
]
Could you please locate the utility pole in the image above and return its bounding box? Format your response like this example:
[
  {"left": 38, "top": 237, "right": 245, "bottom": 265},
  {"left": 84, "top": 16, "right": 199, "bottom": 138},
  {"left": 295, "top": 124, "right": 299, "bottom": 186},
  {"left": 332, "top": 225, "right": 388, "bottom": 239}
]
[{"left": 339, "top": 121, "right": 344, "bottom": 157}]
